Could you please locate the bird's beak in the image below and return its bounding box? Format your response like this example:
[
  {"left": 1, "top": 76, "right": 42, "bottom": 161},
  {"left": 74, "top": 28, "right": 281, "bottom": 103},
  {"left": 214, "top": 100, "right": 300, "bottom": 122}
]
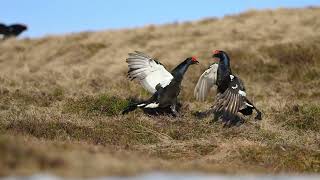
[{"left": 191, "top": 59, "right": 199, "bottom": 64}]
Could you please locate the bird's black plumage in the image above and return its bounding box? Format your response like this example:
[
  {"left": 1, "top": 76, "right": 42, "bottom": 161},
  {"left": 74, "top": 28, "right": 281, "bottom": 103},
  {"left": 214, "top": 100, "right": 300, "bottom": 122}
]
[
  {"left": 195, "top": 50, "right": 262, "bottom": 126},
  {"left": 122, "top": 51, "right": 199, "bottom": 116},
  {"left": 0, "top": 23, "right": 27, "bottom": 39}
]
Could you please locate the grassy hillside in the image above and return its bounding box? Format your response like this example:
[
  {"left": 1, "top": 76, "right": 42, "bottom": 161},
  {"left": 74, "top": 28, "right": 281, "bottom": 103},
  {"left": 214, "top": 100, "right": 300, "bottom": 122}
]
[{"left": 0, "top": 7, "right": 320, "bottom": 177}]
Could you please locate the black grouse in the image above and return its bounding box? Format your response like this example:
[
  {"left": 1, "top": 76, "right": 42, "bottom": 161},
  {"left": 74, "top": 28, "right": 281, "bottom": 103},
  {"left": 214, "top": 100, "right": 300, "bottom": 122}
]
[
  {"left": 194, "top": 50, "right": 262, "bottom": 126},
  {"left": 0, "top": 23, "right": 27, "bottom": 39},
  {"left": 122, "top": 51, "right": 199, "bottom": 116}
]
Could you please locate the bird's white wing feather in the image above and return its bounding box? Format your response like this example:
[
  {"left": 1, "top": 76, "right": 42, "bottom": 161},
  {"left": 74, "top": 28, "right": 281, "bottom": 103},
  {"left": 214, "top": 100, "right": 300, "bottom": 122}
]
[
  {"left": 127, "top": 51, "right": 173, "bottom": 94},
  {"left": 194, "top": 63, "right": 218, "bottom": 101}
]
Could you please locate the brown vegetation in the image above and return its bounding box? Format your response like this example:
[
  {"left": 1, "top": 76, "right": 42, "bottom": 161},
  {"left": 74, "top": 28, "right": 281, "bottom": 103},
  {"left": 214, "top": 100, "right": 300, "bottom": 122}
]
[{"left": 0, "top": 7, "right": 320, "bottom": 177}]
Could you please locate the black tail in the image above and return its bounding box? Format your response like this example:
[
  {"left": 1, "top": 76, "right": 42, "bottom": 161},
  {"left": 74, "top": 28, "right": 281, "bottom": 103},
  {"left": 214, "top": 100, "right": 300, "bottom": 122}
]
[
  {"left": 122, "top": 101, "right": 148, "bottom": 115},
  {"left": 122, "top": 103, "right": 138, "bottom": 114},
  {"left": 241, "top": 98, "right": 262, "bottom": 120}
]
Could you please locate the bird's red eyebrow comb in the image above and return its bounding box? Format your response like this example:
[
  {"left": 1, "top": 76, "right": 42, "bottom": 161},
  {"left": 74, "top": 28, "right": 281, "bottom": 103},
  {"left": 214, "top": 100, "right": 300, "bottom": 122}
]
[
  {"left": 191, "top": 56, "right": 197, "bottom": 61},
  {"left": 212, "top": 50, "right": 220, "bottom": 54}
]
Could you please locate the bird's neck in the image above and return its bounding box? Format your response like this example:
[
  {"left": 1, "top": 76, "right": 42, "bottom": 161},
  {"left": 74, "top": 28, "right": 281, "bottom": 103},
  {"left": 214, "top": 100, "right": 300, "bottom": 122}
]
[
  {"left": 218, "top": 54, "right": 232, "bottom": 78},
  {"left": 216, "top": 54, "right": 232, "bottom": 93},
  {"left": 171, "top": 60, "right": 191, "bottom": 81}
]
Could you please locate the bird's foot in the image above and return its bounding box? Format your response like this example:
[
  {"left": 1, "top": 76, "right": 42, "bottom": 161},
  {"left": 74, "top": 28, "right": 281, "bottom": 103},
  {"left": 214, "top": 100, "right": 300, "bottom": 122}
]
[
  {"left": 171, "top": 111, "right": 179, "bottom": 117},
  {"left": 193, "top": 109, "right": 214, "bottom": 119},
  {"left": 170, "top": 104, "right": 179, "bottom": 117},
  {"left": 193, "top": 111, "right": 206, "bottom": 119},
  {"left": 255, "top": 111, "right": 262, "bottom": 121},
  {"left": 235, "top": 119, "right": 245, "bottom": 127},
  {"left": 223, "top": 120, "right": 232, "bottom": 128},
  {"left": 222, "top": 116, "right": 244, "bottom": 127}
]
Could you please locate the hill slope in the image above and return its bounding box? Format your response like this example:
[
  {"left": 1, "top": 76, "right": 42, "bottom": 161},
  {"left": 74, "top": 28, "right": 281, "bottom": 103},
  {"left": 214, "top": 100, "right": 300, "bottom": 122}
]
[{"left": 0, "top": 7, "right": 320, "bottom": 176}]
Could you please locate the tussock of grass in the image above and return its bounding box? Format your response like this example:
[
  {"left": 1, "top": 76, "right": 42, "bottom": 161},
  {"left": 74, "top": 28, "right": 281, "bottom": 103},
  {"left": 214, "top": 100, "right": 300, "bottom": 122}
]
[
  {"left": 82, "top": 42, "right": 108, "bottom": 55},
  {"left": 263, "top": 40, "right": 320, "bottom": 65},
  {"left": 276, "top": 104, "right": 320, "bottom": 132},
  {"left": 151, "top": 141, "right": 218, "bottom": 160},
  {"left": 237, "top": 144, "right": 320, "bottom": 172},
  {"left": 303, "top": 68, "right": 320, "bottom": 81},
  {"left": 157, "top": 120, "right": 215, "bottom": 140},
  {"left": 63, "top": 94, "right": 129, "bottom": 116}
]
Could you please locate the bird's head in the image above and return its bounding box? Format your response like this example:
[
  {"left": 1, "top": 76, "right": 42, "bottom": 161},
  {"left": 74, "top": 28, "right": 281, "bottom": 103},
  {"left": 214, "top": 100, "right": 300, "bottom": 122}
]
[
  {"left": 212, "top": 50, "right": 229, "bottom": 63},
  {"left": 20, "top": 24, "right": 28, "bottom": 31},
  {"left": 187, "top": 56, "right": 199, "bottom": 65}
]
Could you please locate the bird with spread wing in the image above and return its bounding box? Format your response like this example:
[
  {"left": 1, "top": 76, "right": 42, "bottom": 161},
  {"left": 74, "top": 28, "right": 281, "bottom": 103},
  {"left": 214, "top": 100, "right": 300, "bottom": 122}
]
[
  {"left": 122, "top": 51, "right": 199, "bottom": 116},
  {"left": 194, "top": 50, "right": 262, "bottom": 126}
]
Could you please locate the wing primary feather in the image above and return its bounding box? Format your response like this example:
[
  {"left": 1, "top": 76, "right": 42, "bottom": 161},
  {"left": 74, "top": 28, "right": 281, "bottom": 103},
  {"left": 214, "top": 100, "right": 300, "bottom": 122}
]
[
  {"left": 194, "top": 64, "right": 218, "bottom": 101},
  {"left": 125, "top": 51, "right": 173, "bottom": 94}
]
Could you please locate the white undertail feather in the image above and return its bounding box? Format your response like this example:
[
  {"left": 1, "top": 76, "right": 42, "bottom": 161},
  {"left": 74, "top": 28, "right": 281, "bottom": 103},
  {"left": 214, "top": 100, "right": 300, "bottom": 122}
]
[
  {"left": 194, "top": 63, "right": 218, "bottom": 101},
  {"left": 127, "top": 51, "right": 173, "bottom": 94},
  {"left": 245, "top": 102, "right": 253, "bottom": 107},
  {"left": 144, "top": 103, "right": 159, "bottom": 108},
  {"left": 238, "top": 90, "right": 246, "bottom": 96}
]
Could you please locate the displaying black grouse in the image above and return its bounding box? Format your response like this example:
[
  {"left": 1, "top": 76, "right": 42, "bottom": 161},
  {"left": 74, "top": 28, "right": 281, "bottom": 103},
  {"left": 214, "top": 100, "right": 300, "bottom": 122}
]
[
  {"left": 194, "top": 50, "right": 262, "bottom": 126},
  {"left": 122, "top": 51, "right": 199, "bottom": 116},
  {"left": 0, "top": 23, "right": 27, "bottom": 39}
]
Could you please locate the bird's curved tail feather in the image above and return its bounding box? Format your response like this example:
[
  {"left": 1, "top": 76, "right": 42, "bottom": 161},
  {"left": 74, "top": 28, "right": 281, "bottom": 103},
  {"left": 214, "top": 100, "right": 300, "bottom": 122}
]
[
  {"left": 122, "top": 103, "right": 137, "bottom": 114},
  {"left": 122, "top": 102, "right": 146, "bottom": 114}
]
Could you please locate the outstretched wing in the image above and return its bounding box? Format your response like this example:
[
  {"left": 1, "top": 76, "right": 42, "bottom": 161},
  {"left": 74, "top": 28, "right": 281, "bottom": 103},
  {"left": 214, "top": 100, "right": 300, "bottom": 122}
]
[
  {"left": 126, "top": 51, "right": 173, "bottom": 94},
  {"left": 212, "top": 75, "right": 246, "bottom": 123},
  {"left": 194, "top": 63, "right": 218, "bottom": 101}
]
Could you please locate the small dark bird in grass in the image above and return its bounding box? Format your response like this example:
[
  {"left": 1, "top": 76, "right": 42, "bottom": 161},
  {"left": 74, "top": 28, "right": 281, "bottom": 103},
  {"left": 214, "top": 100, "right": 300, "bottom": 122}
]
[
  {"left": 194, "top": 50, "right": 262, "bottom": 126},
  {"left": 122, "top": 51, "right": 199, "bottom": 116},
  {"left": 0, "top": 23, "right": 27, "bottom": 39}
]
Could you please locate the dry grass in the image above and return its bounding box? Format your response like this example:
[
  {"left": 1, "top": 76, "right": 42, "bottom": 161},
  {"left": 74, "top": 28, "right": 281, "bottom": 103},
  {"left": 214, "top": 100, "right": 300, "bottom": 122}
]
[{"left": 0, "top": 7, "right": 320, "bottom": 177}]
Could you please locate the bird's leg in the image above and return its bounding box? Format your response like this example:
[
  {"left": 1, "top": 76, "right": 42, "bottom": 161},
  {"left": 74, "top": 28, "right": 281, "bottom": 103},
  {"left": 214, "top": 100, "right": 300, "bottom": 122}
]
[
  {"left": 232, "top": 115, "right": 244, "bottom": 127},
  {"left": 255, "top": 109, "right": 262, "bottom": 121},
  {"left": 194, "top": 107, "right": 216, "bottom": 119},
  {"left": 170, "top": 103, "right": 178, "bottom": 117},
  {"left": 212, "top": 112, "right": 219, "bottom": 122}
]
